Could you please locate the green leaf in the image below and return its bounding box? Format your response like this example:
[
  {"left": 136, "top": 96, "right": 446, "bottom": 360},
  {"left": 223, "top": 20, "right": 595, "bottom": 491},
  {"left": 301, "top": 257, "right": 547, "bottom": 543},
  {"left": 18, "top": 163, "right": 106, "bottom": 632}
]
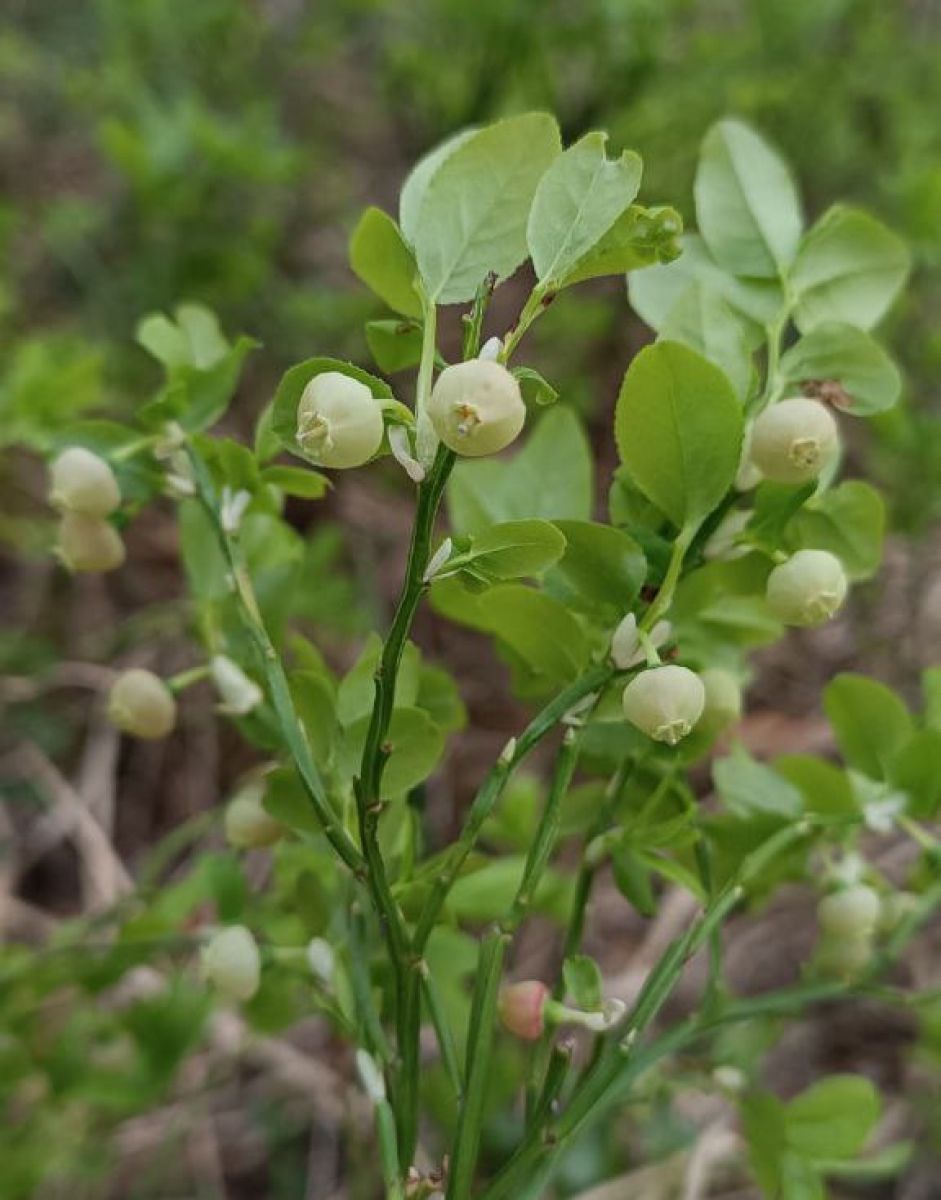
[
  {"left": 527, "top": 132, "right": 642, "bottom": 287},
  {"left": 349, "top": 207, "right": 423, "bottom": 318},
  {"left": 431, "top": 580, "right": 589, "bottom": 691},
  {"left": 548, "top": 519, "right": 646, "bottom": 611},
  {"left": 741, "top": 1092, "right": 788, "bottom": 1195},
  {"left": 611, "top": 845, "right": 656, "bottom": 916},
  {"left": 513, "top": 366, "right": 558, "bottom": 408},
  {"left": 291, "top": 670, "right": 340, "bottom": 766},
  {"left": 340, "top": 707, "right": 445, "bottom": 799},
  {"left": 785, "top": 1075, "right": 880, "bottom": 1160},
  {"left": 399, "top": 128, "right": 478, "bottom": 245},
  {"left": 615, "top": 341, "right": 743, "bottom": 531},
  {"left": 786, "top": 480, "right": 885, "bottom": 581},
  {"left": 888, "top": 730, "right": 941, "bottom": 819},
  {"left": 779, "top": 1155, "right": 827, "bottom": 1200},
  {"left": 774, "top": 755, "right": 857, "bottom": 818},
  {"left": 629, "top": 234, "right": 783, "bottom": 339},
  {"left": 416, "top": 664, "right": 467, "bottom": 735},
  {"left": 562, "top": 203, "right": 682, "bottom": 286},
  {"left": 923, "top": 668, "right": 941, "bottom": 731},
  {"left": 264, "top": 767, "right": 321, "bottom": 835},
  {"left": 412, "top": 113, "right": 561, "bottom": 303},
  {"left": 260, "top": 465, "right": 330, "bottom": 499},
  {"left": 364, "top": 319, "right": 424, "bottom": 373},
  {"left": 447, "top": 406, "right": 592, "bottom": 535},
  {"left": 138, "top": 303, "right": 230, "bottom": 372},
  {"left": 136, "top": 305, "right": 256, "bottom": 432},
  {"left": 337, "top": 634, "right": 419, "bottom": 726},
  {"left": 815, "top": 1142, "right": 913, "bottom": 1181},
  {"left": 447, "top": 857, "right": 569, "bottom": 923},
  {"left": 562, "top": 955, "right": 604, "bottom": 1011},
  {"left": 660, "top": 279, "right": 754, "bottom": 399},
  {"left": 695, "top": 118, "right": 803, "bottom": 279},
  {"left": 779, "top": 323, "right": 902, "bottom": 416},
  {"left": 824, "top": 673, "right": 913, "bottom": 780},
  {"left": 713, "top": 746, "right": 803, "bottom": 818},
  {"left": 455, "top": 520, "right": 567, "bottom": 582},
  {"left": 270, "top": 357, "right": 391, "bottom": 463},
  {"left": 790, "top": 205, "right": 910, "bottom": 332}
]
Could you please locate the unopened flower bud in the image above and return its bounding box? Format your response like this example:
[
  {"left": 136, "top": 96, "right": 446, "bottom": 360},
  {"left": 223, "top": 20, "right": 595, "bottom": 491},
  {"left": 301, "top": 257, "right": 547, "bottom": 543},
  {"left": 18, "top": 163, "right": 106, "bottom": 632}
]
[
  {"left": 202, "top": 925, "right": 261, "bottom": 1001},
  {"left": 57, "top": 513, "right": 125, "bottom": 573},
  {"left": 749, "top": 398, "right": 839, "bottom": 484},
  {"left": 766, "top": 549, "right": 848, "bottom": 626},
  {"left": 817, "top": 930, "right": 873, "bottom": 979},
  {"left": 713, "top": 1065, "right": 747, "bottom": 1093},
  {"left": 211, "top": 655, "right": 263, "bottom": 715},
  {"left": 306, "top": 937, "right": 335, "bottom": 985},
  {"left": 48, "top": 447, "right": 121, "bottom": 516},
  {"left": 699, "top": 668, "right": 743, "bottom": 734},
  {"left": 498, "top": 980, "right": 549, "bottom": 1041},
  {"left": 610, "top": 614, "right": 672, "bottom": 670},
  {"left": 296, "top": 372, "right": 384, "bottom": 469},
  {"left": 622, "top": 665, "right": 705, "bottom": 746},
  {"left": 817, "top": 885, "right": 881, "bottom": 939},
  {"left": 224, "top": 780, "right": 283, "bottom": 849},
  {"left": 703, "top": 509, "right": 751, "bottom": 561},
  {"left": 428, "top": 360, "right": 525, "bottom": 457},
  {"left": 878, "top": 891, "right": 918, "bottom": 934},
  {"left": 107, "top": 668, "right": 177, "bottom": 739}
]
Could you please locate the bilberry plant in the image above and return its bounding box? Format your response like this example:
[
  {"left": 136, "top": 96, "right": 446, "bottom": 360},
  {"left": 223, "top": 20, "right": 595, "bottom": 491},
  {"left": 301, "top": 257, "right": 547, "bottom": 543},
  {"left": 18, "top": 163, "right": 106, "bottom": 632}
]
[{"left": 32, "top": 114, "right": 941, "bottom": 1199}]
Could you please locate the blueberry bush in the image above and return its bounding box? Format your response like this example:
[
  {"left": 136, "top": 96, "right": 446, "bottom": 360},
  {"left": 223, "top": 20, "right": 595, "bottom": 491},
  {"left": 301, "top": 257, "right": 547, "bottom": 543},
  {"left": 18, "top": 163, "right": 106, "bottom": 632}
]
[{"left": 4, "top": 112, "right": 941, "bottom": 1199}]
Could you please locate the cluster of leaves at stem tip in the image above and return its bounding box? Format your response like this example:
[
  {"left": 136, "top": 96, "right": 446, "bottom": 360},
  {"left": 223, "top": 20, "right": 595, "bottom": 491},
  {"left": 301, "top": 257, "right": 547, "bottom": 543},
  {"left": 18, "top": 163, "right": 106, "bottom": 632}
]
[{"left": 39, "top": 111, "right": 941, "bottom": 1200}]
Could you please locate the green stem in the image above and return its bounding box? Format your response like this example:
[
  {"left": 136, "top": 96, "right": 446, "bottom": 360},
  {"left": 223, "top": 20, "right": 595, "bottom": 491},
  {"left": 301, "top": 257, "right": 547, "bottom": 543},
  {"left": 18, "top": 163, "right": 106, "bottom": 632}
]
[
  {"left": 415, "top": 299, "right": 439, "bottom": 466},
  {"left": 421, "top": 962, "right": 464, "bottom": 1101},
  {"left": 348, "top": 900, "right": 393, "bottom": 1066},
  {"left": 639, "top": 525, "right": 693, "bottom": 633},
  {"left": 375, "top": 1100, "right": 406, "bottom": 1200},
  {"left": 694, "top": 836, "right": 724, "bottom": 1016},
  {"left": 413, "top": 662, "right": 614, "bottom": 951},
  {"left": 499, "top": 284, "right": 551, "bottom": 364},
  {"left": 504, "top": 729, "right": 580, "bottom": 933},
  {"left": 480, "top": 820, "right": 817, "bottom": 1200},
  {"left": 186, "top": 446, "right": 364, "bottom": 876},
  {"left": 355, "top": 442, "right": 454, "bottom": 1168},
  {"left": 526, "top": 757, "right": 635, "bottom": 1120},
  {"left": 750, "top": 311, "right": 788, "bottom": 417},
  {"left": 446, "top": 929, "right": 509, "bottom": 1200}
]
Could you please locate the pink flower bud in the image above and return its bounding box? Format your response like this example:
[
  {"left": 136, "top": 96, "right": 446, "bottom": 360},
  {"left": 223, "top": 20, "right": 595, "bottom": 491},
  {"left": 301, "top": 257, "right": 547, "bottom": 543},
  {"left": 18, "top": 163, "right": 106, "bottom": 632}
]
[{"left": 498, "top": 980, "right": 549, "bottom": 1041}]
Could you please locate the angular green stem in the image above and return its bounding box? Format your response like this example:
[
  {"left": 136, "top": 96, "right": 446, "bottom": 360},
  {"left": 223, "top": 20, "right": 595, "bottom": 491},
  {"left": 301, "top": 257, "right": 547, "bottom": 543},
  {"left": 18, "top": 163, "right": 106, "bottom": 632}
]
[
  {"left": 413, "top": 662, "right": 614, "bottom": 952},
  {"left": 186, "top": 445, "right": 364, "bottom": 875}
]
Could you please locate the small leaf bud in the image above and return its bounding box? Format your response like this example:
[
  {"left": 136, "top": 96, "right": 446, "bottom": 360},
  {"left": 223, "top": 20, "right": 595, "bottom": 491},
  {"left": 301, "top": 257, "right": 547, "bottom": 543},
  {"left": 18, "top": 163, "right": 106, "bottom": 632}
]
[
  {"left": 749, "top": 397, "right": 839, "bottom": 484},
  {"left": 622, "top": 665, "right": 705, "bottom": 746},
  {"left": 296, "top": 371, "right": 384, "bottom": 469},
  {"left": 428, "top": 359, "right": 525, "bottom": 456},
  {"left": 107, "top": 668, "right": 177, "bottom": 739},
  {"left": 48, "top": 447, "right": 121, "bottom": 516},
  {"left": 766, "top": 549, "right": 848, "bottom": 626}
]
